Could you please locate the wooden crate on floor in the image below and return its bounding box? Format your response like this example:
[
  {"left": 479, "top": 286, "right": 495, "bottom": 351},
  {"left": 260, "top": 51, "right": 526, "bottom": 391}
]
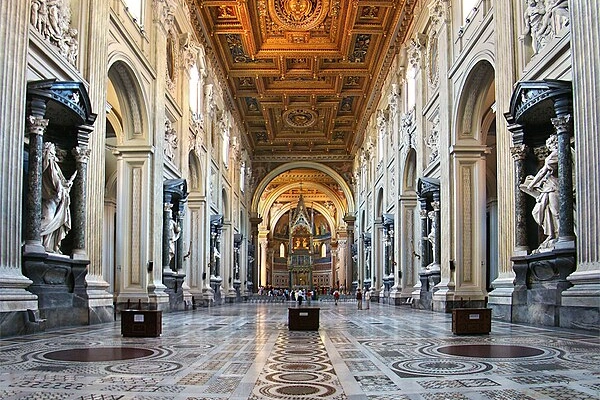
[{"left": 452, "top": 308, "right": 491, "bottom": 334}]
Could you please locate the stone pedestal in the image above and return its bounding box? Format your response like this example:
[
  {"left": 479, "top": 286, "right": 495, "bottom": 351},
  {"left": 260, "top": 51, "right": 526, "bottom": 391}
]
[
  {"left": 511, "top": 248, "right": 575, "bottom": 326},
  {"left": 210, "top": 276, "right": 223, "bottom": 305},
  {"left": 163, "top": 271, "right": 186, "bottom": 311},
  {"left": 22, "top": 251, "right": 90, "bottom": 330},
  {"left": 416, "top": 270, "right": 440, "bottom": 310}
]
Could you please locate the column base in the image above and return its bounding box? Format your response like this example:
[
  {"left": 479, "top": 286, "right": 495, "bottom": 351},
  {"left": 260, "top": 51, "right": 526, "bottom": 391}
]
[
  {"left": 560, "top": 269, "right": 600, "bottom": 331},
  {"left": 487, "top": 275, "right": 519, "bottom": 322}
]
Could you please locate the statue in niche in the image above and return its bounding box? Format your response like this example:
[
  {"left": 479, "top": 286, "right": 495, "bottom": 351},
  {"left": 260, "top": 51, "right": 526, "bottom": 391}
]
[
  {"left": 40, "top": 142, "right": 77, "bottom": 254},
  {"left": 426, "top": 210, "right": 438, "bottom": 270},
  {"left": 168, "top": 216, "right": 181, "bottom": 263},
  {"left": 520, "top": 134, "right": 560, "bottom": 251},
  {"left": 164, "top": 120, "right": 178, "bottom": 161}
]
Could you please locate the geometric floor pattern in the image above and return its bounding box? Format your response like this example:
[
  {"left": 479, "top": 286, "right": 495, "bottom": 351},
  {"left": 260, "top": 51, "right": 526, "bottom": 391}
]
[{"left": 0, "top": 301, "right": 598, "bottom": 399}]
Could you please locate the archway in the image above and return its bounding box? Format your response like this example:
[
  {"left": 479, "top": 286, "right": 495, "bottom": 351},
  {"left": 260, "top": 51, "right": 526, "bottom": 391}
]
[
  {"left": 450, "top": 59, "right": 496, "bottom": 306},
  {"left": 250, "top": 163, "right": 353, "bottom": 293},
  {"left": 104, "top": 59, "right": 152, "bottom": 308}
]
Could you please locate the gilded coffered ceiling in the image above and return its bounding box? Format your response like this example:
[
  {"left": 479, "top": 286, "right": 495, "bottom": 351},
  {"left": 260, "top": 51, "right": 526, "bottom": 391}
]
[{"left": 189, "top": 0, "right": 416, "bottom": 166}]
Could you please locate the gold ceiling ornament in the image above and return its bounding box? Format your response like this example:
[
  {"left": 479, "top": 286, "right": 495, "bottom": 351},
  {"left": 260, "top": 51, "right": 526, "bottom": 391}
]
[
  {"left": 268, "top": 0, "right": 330, "bottom": 31},
  {"left": 284, "top": 108, "right": 318, "bottom": 128}
]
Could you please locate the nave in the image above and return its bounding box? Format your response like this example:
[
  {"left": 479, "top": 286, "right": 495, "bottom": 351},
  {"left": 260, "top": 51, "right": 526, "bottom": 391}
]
[{"left": 0, "top": 302, "right": 598, "bottom": 400}]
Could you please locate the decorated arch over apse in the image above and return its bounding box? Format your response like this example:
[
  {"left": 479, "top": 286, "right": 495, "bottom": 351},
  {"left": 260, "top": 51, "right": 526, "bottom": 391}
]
[
  {"left": 261, "top": 181, "right": 344, "bottom": 232},
  {"left": 250, "top": 161, "right": 355, "bottom": 219}
]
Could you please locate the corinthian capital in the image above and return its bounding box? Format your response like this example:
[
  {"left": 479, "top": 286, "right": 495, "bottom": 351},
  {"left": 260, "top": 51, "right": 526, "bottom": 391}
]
[
  {"left": 72, "top": 146, "right": 91, "bottom": 164},
  {"left": 510, "top": 144, "right": 528, "bottom": 161},
  {"left": 26, "top": 115, "right": 49, "bottom": 136}
]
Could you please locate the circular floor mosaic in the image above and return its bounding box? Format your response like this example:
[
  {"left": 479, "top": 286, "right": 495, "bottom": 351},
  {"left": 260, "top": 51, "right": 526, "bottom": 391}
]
[
  {"left": 44, "top": 347, "right": 154, "bottom": 362},
  {"left": 392, "top": 358, "right": 492, "bottom": 376},
  {"left": 437, "top": 344, "right": 545, "bottom": 358}
]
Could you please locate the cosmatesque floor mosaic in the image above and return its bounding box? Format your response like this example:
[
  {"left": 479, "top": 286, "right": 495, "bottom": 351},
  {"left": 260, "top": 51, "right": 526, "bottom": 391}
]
[{"left": 0, "top": 301, "right": 598, "bottom": 399}]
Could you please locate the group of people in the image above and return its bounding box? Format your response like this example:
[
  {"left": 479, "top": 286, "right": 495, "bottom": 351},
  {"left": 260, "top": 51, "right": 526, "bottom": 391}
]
[{"left": 355, "top": 287, "right": 372, "bottom": 310}]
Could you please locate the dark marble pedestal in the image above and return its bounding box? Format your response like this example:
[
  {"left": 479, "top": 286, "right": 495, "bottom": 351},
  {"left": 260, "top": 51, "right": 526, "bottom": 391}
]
[
  {"left": 22, "top": 251, "right": 90, "bottom": 330},
  {"left": 511, "top": 248, "right": 576, "bottom": 327},
  {"left": 416, "top": 270, "right": 441, "bottom": 310},
  {"left": 163, "top": 271, "right": 186, "bottom": 311}
]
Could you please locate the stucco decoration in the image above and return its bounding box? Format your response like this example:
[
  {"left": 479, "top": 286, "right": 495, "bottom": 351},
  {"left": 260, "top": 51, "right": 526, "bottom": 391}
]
[
  {"left": 520, "top": 0, "right": 570, "bottom": 55},
  {"left": 30, "top": 0, "right": 79, "bottom": 66},
  {"left": 189, "top": 114, "right": 205, "bottom": 157},
  {"left": 425, "top": 115, "right": 440, "bottom": 163},
  {"left": 400, "top": 108, "right": 416, "bottom": 159}
]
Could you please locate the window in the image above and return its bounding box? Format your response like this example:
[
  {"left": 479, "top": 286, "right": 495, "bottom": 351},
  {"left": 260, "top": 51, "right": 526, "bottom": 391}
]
[
  {"left": 222, "top": 123, "right": 230, "bottom": 167},
  {"left": 189, "top": 63, "right": 200, "bottom": 116},
  {"left": 462, "top": 0, "right": 478, "bottom": 23},
  {"left": 240, "top": 161, "right": 246, "bottom": 192},
  {"left": 407, "top": 65, "right": 417, "bottom": 109},
  {"left": 124, "top": 0, "right": 144, "bottom": 26}
]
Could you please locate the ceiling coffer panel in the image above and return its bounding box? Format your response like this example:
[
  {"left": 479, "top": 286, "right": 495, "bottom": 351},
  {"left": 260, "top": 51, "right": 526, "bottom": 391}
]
[{"left": 191, "top": 0, "right": 416, "bottom": 158}]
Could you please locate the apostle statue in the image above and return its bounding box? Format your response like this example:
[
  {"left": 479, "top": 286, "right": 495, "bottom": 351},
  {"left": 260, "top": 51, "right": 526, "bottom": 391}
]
[
  {"left": 40, "top": 142, "right": 77, "bottom": 254},
  {"left": 520, "top": 134, "right": 560, "bottom": 252}
]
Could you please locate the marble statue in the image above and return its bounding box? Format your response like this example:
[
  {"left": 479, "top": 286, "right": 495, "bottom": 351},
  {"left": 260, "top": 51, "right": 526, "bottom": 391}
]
[
  {"left": 40, "top": 142, "right": 77, "bottom": 254},
  {"left": 520, "top": 135, "right": 560, "bottom": 251},
  {"left": 168, "top": 217, "right": 181, "bottom": 262},
  {"left": 164, "top": 120, "right": 178, "bottom": 161}
]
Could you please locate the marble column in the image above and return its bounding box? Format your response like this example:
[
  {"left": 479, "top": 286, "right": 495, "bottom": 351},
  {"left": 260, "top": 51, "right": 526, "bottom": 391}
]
[
  {"left": 71, "top": 144, "right": 91, "bottom": 260},
  {"left": 249, "top": 214, "right": 261, "bottom": 292},
  {"left": 0, "top": 0, "right": 38, "bottom": 325},
  {"left": 24, "top": 108, "right": 48, "bottom": 253},
  {"left": 551, "top": 112, "right": 575, "bottom": 247},
  {"left": 510, "top": 144, "right": 529, "bottom": 254},
  {"left": 560, "top": 0, "right": 600, "bottom": 331},
  {"left": 343, "top": 213, "right": 356, "bottom": 288},
  {"left": 259, "top": 238, "right": 268, "bottom": 287},
  {"left": 176, "top": 210, "right": 185, "bottom": 273},
  {"left": 419, "top": 200, "right": 429, "bottom": 271}
]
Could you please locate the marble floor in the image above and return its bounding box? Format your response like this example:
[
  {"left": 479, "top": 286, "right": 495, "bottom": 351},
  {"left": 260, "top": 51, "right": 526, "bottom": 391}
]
[{"left": 0, "top": 301, "right": 598, "bottom": 400}]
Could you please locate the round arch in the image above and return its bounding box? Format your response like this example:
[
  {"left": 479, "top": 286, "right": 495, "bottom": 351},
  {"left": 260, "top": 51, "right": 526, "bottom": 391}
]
[
  {"left": 401, "top": 148, "right": 418, "bottom": 193},
  {"left": 188, "top": 151, "right": 204, "bottom": 193},
  {"left": 453, "top": 57, "right": 495, "bottom": 142},
  {"left": 106, "top": 57, "right": 150, "bottom": 141},
  {"left": 250, "top": 162, "right": 354, "bottom": 215},
  {"left": 257, "top": 181, "right": 346, "bottom": 227},
  {"left": 376, "top": 187, "right": 384, "bottom": 218}
]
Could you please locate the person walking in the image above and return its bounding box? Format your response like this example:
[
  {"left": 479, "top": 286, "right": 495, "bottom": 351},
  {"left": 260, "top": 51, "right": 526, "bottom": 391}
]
[
  {"left": 333, "top": 289, "right": 340, "bottom": 305},
  {"left": 356, "top": 288, "right": 363, "bottom": 310},
  {"left": 364, "top": 287, "right": 371, "bottom": 310}
]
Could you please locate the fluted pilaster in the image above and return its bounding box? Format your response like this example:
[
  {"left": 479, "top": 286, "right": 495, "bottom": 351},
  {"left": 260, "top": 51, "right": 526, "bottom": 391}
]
[
  {"left": 0, "top": 0, "right": 37, "bottom": 321},
  {"left": 560, "top": 0, "right": 600, "bottom": 330}
]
